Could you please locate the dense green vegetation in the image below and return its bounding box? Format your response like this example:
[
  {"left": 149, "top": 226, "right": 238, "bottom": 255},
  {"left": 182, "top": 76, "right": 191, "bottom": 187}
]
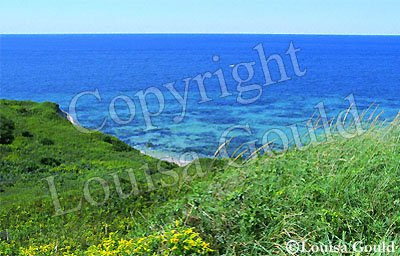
[{"left": 0, "top": 99, "right": 399, "bottom": 255}]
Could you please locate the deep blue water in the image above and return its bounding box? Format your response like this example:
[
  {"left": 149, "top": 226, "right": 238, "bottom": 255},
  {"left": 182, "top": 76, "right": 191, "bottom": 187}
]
[{"left": 1, "top": 34, "right": 399, "bottom": 160}]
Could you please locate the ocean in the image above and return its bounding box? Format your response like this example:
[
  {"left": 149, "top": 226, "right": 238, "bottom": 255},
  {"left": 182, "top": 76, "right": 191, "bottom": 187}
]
[{"left": 1, "top": 34, "right": 399, "bottom": 161}]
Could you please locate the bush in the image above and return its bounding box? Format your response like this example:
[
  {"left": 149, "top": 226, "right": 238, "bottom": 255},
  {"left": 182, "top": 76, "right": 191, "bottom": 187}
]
[
  {"left": 23, "top": 162, "right": 40, "bottom": 173},
  {"left": 40, "top": 138, "right": 54, "bottom": 145},
  {"left": 103, "top": 135, "right": 132, "bottom": 152},
  {"left": 40, "top": 157, "right": 61, "bottom": 167},
  {"left": 103, "top": 136, "right": 113, "bottom": 144},
  {"left": 21, "top": 131, "right": 33, "bottom": 138},
  {"left": 0, "top": 115, "right": 15, "bottom": 144},
  {"left": 16, "top": 106, "right": 29, "bottom": 115}
]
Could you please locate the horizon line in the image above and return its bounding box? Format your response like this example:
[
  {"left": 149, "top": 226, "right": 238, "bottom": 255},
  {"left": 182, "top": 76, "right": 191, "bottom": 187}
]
[{"left": 1, "top": 32, "right": 399, "bottom": 36}]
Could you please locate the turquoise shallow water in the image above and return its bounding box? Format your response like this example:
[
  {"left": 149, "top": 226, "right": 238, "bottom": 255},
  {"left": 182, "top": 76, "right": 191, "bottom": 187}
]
[{"left": 1, "top": 34, "right": 399, "bottom": 160}]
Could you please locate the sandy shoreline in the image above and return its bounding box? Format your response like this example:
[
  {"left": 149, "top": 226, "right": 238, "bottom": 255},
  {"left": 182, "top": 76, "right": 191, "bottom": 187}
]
[{"left": 138, "top": 149, "right": 193, "bottom": 167}]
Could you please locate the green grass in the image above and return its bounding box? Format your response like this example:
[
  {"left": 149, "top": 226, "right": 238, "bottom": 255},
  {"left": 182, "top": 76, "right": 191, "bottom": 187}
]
[{"left": 0, "top": 99, "right": 399, "bottom": 255}]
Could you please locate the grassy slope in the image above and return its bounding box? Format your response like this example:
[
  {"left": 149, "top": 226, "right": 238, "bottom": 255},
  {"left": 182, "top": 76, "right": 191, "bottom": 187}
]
[
  {"left": 0, "top": 100, "right": 185, "bottom": 253},
  {"left": 0, "top": 99, "right": 399, "bottom": 255}
]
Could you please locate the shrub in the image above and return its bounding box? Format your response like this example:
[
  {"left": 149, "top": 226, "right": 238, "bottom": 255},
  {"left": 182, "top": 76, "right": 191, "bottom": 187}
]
[
  {"left": 103, "top": 136, "right": 113, "bottom": 144},
  {"left": 40, "top": 157, "right": 61, "bottom": 166},
  {"left": 21, "top": 161, "right": 40, "bottom": 173},
  {"left": 103, "top": 135, "right": 133, "bottom": 152},
  {"left": 16, "top": 107, "right": 29, "bottom": 115},
  {"left": 0, "top": 115, "right": 15, "bottom": 144},
  {"left": 22, "top": 131, "right": 33, "bottom": 138},
  {"left": 40, "top": 138, "right": 54, "bottom": 145}
]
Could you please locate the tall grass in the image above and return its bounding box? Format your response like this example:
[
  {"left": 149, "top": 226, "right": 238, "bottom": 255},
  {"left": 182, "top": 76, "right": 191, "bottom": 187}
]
[{"left": 0, "top": 99, "right": 399, "bottom": 255}]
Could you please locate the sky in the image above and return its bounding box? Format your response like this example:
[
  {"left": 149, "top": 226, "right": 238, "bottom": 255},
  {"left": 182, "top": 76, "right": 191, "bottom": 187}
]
[{"left": 0, "top": 0, "right": 399, "bottom": 35}]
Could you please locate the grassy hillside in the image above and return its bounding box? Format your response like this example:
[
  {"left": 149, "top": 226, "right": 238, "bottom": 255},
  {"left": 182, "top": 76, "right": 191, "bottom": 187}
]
[{"left": 0, "top": 99, "right": 399, "bottom": 255}]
